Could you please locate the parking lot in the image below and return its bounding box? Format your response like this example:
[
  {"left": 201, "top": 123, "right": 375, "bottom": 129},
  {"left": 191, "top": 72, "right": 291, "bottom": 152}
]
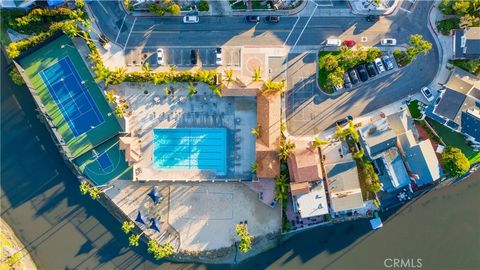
[{"left": 125, "top": 46, "right": 241, "bottom": 68}]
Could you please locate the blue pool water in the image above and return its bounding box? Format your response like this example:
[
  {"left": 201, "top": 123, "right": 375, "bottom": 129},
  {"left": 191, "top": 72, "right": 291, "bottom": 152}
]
[{"left": 153, "top": 128, "right": 227, "bottom": 175}]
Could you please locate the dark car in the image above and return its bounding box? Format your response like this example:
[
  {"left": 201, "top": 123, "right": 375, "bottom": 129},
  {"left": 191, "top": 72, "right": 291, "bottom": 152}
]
[
  {"left": 366, "top": 15, "right": 379, "bottom": 22},
  {"left": 348, "top": 69, "right": 359, "bottom": 85},
  {"left": 265, "top": 15, "right": 280, "bottom": 23},
  {"left": 382, "top": 55, "right": 394, "bottom": 70},
  {"left": 190, "top": 49, "right": 198, "bottom": 65},
  {"left": 366, "top": 62, "right": 378, "bottom": 77},
  {"left": 356, "top": 64, "right": 369, "bottom": 82},
  {"left": 343, "top": 73, "right": 352, "bottom": 89},
  {"left": 246, "top": 15, "right": 260, "bottom": 23},
  {"left": 336, "top": 115, "right": 354, "bottom": 126}
]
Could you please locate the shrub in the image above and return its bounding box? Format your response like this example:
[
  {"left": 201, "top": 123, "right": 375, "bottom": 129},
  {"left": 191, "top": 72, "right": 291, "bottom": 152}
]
[
  {"left": 198, "top": 0, "right": 210, "bottom": 11},
  {"left": 437, "top": 18, "right": 460, "bottom": 35},
  {"left": 235, "top": 224, "right": 253, "bottom": 253},
  {"left": 9, "top": 67, "right": 25, "bottom": 85},
  {"left": 167, "top": 4, "right": 181, "bottom": 15},
  {"left": 442, "top": 146, "right": 470, "bottom": 176}
]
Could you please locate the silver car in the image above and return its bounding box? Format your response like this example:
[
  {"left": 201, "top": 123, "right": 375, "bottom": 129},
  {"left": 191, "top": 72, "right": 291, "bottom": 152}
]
[{"left": 374, "top": 58, "right": 385, "bottom": 73}]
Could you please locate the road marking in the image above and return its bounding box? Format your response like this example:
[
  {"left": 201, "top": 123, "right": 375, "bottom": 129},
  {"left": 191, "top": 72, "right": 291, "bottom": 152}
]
[
  {"left": 124, "top": 17, "right": 136, "bottom": 48},
  {"left": 283, "top": 17, "right": 300, "bottom": 46},
  {"left": 292, "top": 6, "right": 318, "bottom": 51},
  {"left": 400, "top": 7, "right": 412, "bottom": 13},
  {"left": 115, "top": 15, "right": 127, "bottom": 43}
]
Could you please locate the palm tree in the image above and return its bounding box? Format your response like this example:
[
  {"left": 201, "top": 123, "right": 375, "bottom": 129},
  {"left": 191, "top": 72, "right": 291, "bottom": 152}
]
[
  {"left": 209, "top": 84, "right": 222, "bottom": 97},
  {"left": 263, "top": 79, "right": 286, "bottom": 94},
  {"left": 79, "top": 181, "right": 90, "bottom": 195},
  {"left": 224, "top": 68, "right": 234, "bottom": 82},
  {"left": 250, "top": 162, "right": 258, "bottom": 174},
  {"left": 274, "top": 175, "right": 289, "bottom": 201},
  {"left": 279, "top": 139, "right": 295, "bottom": 161},
  {"left": 121, "top": 220, "right": 134, "bottom": 234},
  {"left": 105, "top": 90, "right": 117, "bottom": 104},
  {"left": 89, "top": 187, "right": 101, "bottom": 200},
  {"left": 312, "top": 137, "right": 329, "bottom": 148},
  {"left": 251, "top": 126, "right": 261, "bottom": 138},
  {"left": 129, "top": 234, "right": 141, "bottom": 247},
  {"left": 252, "top": 67, "right": 261, "bottom": 82},
  {"left": 187, "top": 82, "right": 197, "bottom": 97},
  {"left": 79, "top": 181, "right": 109, "bottom": 200}
]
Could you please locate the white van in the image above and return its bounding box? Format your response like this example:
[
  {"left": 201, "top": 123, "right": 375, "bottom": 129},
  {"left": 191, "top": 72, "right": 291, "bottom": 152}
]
[{"left": 325, "top": 39, "right": 342, "bottom": 46}]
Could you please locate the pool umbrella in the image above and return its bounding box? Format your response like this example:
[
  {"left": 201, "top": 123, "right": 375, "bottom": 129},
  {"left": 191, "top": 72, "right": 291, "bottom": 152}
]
[
  {"left": 148, "top": 187, "right": 160, "bottom": 204},
  {"left": 135, "top": 211, "right": 145, "bottom": 225},
  {"left": 150, "top": 218, "right": 160, "bottom": 232}
]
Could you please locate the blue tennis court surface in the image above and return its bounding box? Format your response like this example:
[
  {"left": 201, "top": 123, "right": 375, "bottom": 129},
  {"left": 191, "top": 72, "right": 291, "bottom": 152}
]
[
  {"left": 97, "top": 152, "right": 113, "bottom": 170},
  {"left": 153, "top": 128, "right": 227, "bottom": 175},
  {"left": 40, "top": 57, "right": 104, "bottom": 137}
]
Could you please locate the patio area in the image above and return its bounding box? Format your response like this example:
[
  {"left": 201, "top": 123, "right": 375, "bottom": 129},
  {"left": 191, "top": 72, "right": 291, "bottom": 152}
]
[{"left": 115, "top": 82, "right": 257, "bottom": 181}]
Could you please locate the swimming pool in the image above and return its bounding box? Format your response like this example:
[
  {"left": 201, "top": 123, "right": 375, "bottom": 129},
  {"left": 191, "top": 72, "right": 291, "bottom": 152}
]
[{"left": 153, "top": 128, "right": 227, "bottom": 175}]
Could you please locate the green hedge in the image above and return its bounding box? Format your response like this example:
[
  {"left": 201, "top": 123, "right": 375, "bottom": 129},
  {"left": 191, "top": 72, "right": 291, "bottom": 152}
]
[{"left": 436, "top": 18, "right": 459, "bottom": 35}]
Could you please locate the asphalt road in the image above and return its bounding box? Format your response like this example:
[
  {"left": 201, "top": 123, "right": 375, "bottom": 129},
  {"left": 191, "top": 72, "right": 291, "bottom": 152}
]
[{"left": 88, "top": 0, "right": 440, "bottom": 136}]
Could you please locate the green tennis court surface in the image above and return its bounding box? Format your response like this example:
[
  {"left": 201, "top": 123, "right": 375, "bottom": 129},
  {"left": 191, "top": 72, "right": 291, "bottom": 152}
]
[{"left": 18, "top": 35, "right": 121, "bottom": 158}]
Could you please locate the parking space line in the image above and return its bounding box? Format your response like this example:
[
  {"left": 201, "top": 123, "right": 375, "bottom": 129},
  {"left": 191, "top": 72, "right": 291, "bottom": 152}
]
[
  {"left": 284, "top": 17, "right": 300, "bottom": 46},
  {"left": 124, "top": 17, "right": 136, "bottom": 48},
  {"left": 400, "top": 7, "right": 412, "bottom": 13},
  {"left": 292, "top": 6, "right": 317, "bottom": 51},
  {"left": 115, "top": 15, "right": 127, "bottom": 43}
]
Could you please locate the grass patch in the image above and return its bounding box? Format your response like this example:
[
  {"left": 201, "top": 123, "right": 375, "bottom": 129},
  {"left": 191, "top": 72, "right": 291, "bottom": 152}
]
[
  {"left": 449, "top": 59, "right": 480, "bottom": 76},
  {"left": 426, "top": 118, "right": 476, "bottom": 157},
  {"left": 317, "top": 51, "right": 340, "bottom": 94},
  {"left": 407, "top": 100, "right": 424, "bottom": 119},
  {"left": 436, "top": 18, "right": 459, "bottom": 35},
  {"left": 468, "top": 152, "right": 480, "bottom": 165}
]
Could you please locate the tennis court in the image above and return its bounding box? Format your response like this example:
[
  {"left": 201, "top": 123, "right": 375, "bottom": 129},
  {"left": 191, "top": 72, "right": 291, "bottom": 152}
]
[
  {"left": 40, "top": 57, "right": 104, "bottom": 137},
  {"left": 153, "top": 128, "right": 227, "bottom": 175}
]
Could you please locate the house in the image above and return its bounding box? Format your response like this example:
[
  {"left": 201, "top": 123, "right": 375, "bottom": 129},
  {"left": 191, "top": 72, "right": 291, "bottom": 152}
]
[
  {"left": 322, "top": 141, "right": 364, "bottom": 214},
  {"left": 0, "top": 0, "right": 64, "bottom": 9},
  {"left": 404, "top": 140, "right": 443, "bottom": 186},
  {"left": 255, "top": 92, "right": 281, "bottom": 179},
  {"left": 287, "top": 140, "right": 328, "bottom": 218},
  {"left": 426, "top": 67, "right": 480, "bottom": 143},
  {"left": 360, "top": 109, "right": 442, "bottom": 189},
  {"left": 453, "top": 27, "right": 480, "bottom": 59}
]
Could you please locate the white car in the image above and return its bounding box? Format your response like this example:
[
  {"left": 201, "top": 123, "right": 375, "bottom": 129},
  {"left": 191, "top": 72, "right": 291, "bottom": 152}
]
[
  {"left": 215, "top": 48, "right": 222, "bottom": 65},
  {"left": 325, "top": 39, "right": 342, "bottom": 46},
  {"left": 381, "top": 38, "right": 397, "bottom": 46},
  {"left": 183, "top": 15, "right": 199, "bottom": 24},
  {"left": 156, "top": 48, "right": 164, "bottom": 65},
  {"left": 374, "top": 58, "right": 385, "bottom": 73},
  {"left": 421, "top": 87, "right": 434, "bottom": 102}
]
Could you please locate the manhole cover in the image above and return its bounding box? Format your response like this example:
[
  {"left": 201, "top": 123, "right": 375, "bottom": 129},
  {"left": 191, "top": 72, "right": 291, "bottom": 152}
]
[{"left": 361, "top": 37, "right": 368, "bottom": 42}]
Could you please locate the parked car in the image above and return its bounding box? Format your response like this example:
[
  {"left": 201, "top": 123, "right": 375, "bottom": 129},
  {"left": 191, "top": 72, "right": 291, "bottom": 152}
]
[
  {"left": 183, "top": 15, "right": 199, "bottom": 24},
  {"left": 215, "top": 48, "right": 222, "bottom": 65},
  {"left": 246, "top": 15, "right": 260, "bottom": 23},
  {"left": 421, "top": 86, "right": 434, "bottom": 102},
  {"left": 382, "top": 55, "right": 394, "bottom": 70},
  {"left": 366, "top": 15, "right": 379, "bottom": 22},
  {"left": 190, "top": 49, "right": 198, "bottom": 65},
  {"left": 356, "top": 64, "right": 369, "bottom": 82},
  {"left": 348, "top": 69, "right": 359, "bottom": 84},
  {"left": 336, "top": 115, "right": 353, "bottom": 126},
  {"left": 325, "top": 39, "right": 342, "bottom": 46},
  {"left": 343, "top": 73, "right": 352, "bottom": 89},
  {"left": 343, "top": 39, "right": 356, "bottom": 47},
  {"left": 374, "top": 58, "right": 385, "bottom": 73},
  {"left": 265, "top": 15, "right": 280, "bottom": 23},
  {"left": 366, "top": 62, "right": 378, "bottom": 77},
  {"left": 334, "top": 84, "right": 344, "bottom": 91},
  {"left": 156, "top": 48, "right": 164, "bottom": 66},
  {"left": 380, "top": 38, "right": 397, "bottom": 46}
]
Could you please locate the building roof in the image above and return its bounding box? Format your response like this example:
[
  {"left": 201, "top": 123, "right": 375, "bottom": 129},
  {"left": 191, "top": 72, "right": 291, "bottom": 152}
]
[
  {"left": 454, "top": 28, "right": 480, "bottom": 59},
  {"left": 433, "top": 88, "right": 468, "bottom": 121},
  {"left": 405, "top": 140, "right": 443, "bottom": 186},
  {"left": 461, "top": 108, "right": 480, "bottom": 142},
  {"left": 255, "top": 92, "right": 281, "bottom": 179},
  {"left": 444, "top": 67, "right": 477, "bottom": 95},
  {"left": 359, "top": 117, "right": 398, "bottom": 158},
  {"left": 387, "top": 109, "right": 413, "bottom": 135},
  {"left": 287, "top": 140, "right": 323, "bottom": 183},
  {"left": 376, "top": 148, "right": 410, "bottom": 192},
  {"left": 398, "top": 130, "right": 417, "bottom": 153},
  {"left": 294, "top": 180, "right": 329, "bottom": 218},
  {"left": 325, "top": 160, "right": 364, "bottom": 212},
  {"left": 290, "top": 182, "right": 310, "bottom": 196}
]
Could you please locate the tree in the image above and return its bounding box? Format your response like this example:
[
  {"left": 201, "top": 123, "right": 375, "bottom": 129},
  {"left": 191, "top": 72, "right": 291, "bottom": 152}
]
[
  {"left": 263, "top": 80, "right": 286, "bottom": 94},
  {"left": 250, "top": 162, "right": 258, "bottom": 173},
  {"left": 235, "top": 224, "right": 253, "bottom": 253},
  {"left": 327, "top": 70, "right": 344, "bottom": 87},
  {"left": 147, "top": 240, "right": 174, "bottom": 259},
  {"left": 279, "top": 139, "right": 295, "bottom": 161},
  {"left": 89, "top": 186, "right": 101, "bottom": 200},
  {"left": 9, "top": 67, "right": 25, "bottom": 85},
  {"left": 364, "top": 162, "right": 381, "bottom": 193},
  {"left": 224, "top": 68, "right": 234, "bottom": 82},
  {"left": 252, "top": 67, "right": 261, "bottom": 82},
  {"left": 319, "top": 54, "right": 338, "bottom": 72},
  {"left": 122, "top": 220, "right": 135, "bottom": 234},
  {"left": 79, "top": 181, "right": 90, "bottom": 195},
  {"left": 353, "top": 148, "right": 365, "bottom": 159},
  {"left": 452, "top": 0, "right": 471, "bottom": 15},
  {"left": 198, "top": 0, "right": 209, "bottom": 11},
  {"left": 129, "top": 234, "right": 141, "bottom": 247},
  {"left": 442, "top": 146, "right": 470, "bottom": 176},
  {"left": 105, "top": 67, "right": 126, "bottom": 85},
  {"left": 274, "top": 175, "right": 289, "bottom": 201},
  {"left": 366, "top": 47, "right": 383, "bottom": 62},
  {"left": 166, "top": 4, "right": 181, "bottom": 15},
  {"left": 209, "top": 84, "right": 222, "bottom": 97},
  {"left": 312, "top": 137, "right": 329, "bottom": 148},
  {"left": 459, "top": 14, "right": 480, "bottom": 28},
  {"left": 251, "top": 126, "right": 261, "bottom": 138},
  {"left": 105, "top": 90, "right": 117, "bottom": 104},
  {"left": 408, "top": 34, "right": 433, "bottom": 59}
]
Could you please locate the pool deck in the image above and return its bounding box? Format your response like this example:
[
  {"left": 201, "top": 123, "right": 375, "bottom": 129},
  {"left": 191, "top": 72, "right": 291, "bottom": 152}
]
[{"left": 116, "top": 82, "right": 256, "bottom": 181}]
